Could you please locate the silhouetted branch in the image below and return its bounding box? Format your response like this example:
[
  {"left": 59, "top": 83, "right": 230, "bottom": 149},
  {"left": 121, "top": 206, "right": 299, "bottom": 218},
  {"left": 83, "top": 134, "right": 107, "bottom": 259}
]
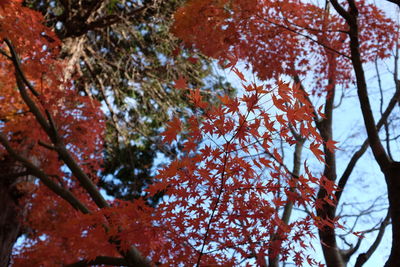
[
  {"left": 355, "top": 210, "right": 391, "bottom": 267},
  {"left": 65, "top": 256, "right": 128, "bottom": 267}
]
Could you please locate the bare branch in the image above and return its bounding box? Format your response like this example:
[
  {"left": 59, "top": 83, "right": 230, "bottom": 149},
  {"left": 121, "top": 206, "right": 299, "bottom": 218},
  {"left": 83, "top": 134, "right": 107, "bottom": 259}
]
[
  {"left": 257, "top": 15, "right": 351, "bottom": 60},
  {"left": 336, "top": 59, "right": 400, "bottom": 202},
  {"left": 341, "top": 236, "right": 362, "bottom": 262},
  {"left": 355, "top": 209, "right": 391, "bottom": 267}
]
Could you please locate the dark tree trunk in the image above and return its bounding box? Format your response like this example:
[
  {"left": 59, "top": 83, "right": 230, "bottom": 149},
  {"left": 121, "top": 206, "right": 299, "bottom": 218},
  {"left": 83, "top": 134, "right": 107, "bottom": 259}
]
[
  {"left": 384, "top": 162, "right": 400, "bottom": 267},
  {"left": 0, "top": 156, "right": 25, "bottom": 267},
  {"left": 0, "top": 181, "right": 22, "bottom": 266}
]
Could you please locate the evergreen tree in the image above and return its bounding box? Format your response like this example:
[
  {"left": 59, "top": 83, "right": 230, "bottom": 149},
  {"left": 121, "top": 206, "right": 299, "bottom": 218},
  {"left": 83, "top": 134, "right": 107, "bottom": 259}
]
[{"left": 25, "top": 0, "right": 231, "bottom": 201}]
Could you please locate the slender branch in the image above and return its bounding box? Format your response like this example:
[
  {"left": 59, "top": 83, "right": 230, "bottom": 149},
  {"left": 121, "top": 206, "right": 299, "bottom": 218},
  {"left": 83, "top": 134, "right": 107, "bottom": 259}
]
[
  {"left": 293, "top": 74, "right": 320, "bottom": 126},
  {"left": 375, "top": 58, "right": 393, "bottom": 160},
  {"left": 354, "top": 209, "right": 391, "bottom": 267},
  {"left": 14, "top": 69, "right": 52, "bottom": 134},
  {"left": 341, "top": 236, "right": 362, "bottom": 262},
  {"left": 336, "top": 52, "right": 400, "bottom": 203},
  {"left": 4, "top": 39, "right": 150, "bottom": 266},
  {"left": 0, "top": 133, "right": 90, "bottom": 214},
  {"left": 196, "top": 105, "right": 256, "bottom": 265},
  {"left": 4, "top": 39, "right": 40, "bottom": 97},
  {"left": 38, "top": 140, "right": 56, "bottom": 150},
  {"left": 0, "top": 48, "right": 12, "bottom": 60},
  {"left": 257, "top": 15, "right": 351, "bottom": 60},
  {"left": 64, "top": 256, "right": 128, "bottom": 267},
  {"left": 269, "top": 137, "right": 305, "bottom": 267},
  {"left": 5, "top": 39, "right": 109, "bottom": 209},
  {"left": 196, "top": 148, "right": 229, "bottom": 266}
]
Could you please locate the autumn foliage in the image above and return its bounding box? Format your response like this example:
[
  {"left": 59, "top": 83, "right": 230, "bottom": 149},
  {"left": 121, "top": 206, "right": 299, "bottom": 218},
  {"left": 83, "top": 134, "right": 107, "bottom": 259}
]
[
  {"left": 0, "top": 0, "right": 399, "bottom": 266},
  {"left": 172, "top": 0, "right": 395, "bottom": 89}
]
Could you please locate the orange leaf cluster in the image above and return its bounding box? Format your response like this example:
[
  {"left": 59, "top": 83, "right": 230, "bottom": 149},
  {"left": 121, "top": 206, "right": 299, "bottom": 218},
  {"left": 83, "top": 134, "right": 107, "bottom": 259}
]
[
  {"left": 3, "top": 0, "right": 397, "bottom": 266},
  {"left": 148, "top": 72, "right": 335, "bottom": 265}
]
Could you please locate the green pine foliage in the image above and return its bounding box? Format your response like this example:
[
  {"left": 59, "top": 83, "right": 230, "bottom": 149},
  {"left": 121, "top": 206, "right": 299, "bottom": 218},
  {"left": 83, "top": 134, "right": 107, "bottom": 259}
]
[{"left": 25, "top": 0, "right": 232, "bottom": 201}]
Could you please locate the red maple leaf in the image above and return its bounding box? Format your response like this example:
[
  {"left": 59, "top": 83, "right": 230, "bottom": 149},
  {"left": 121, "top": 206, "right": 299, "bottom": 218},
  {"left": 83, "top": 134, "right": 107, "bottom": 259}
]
[
  {"left": 174, "top": 76, "right": 187, "bottom": 90},
  {"left": 326, "top": 139, "right": 339, "bottom": 153},
  {"left": 161, "top": 117, "right": 182, "bottom": 143}
]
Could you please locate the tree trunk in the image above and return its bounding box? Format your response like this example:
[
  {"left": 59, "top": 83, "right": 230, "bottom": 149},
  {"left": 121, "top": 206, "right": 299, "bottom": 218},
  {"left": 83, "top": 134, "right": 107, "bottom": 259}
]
[
  {"left": 384, "top": 162, "right": 400, "bottom": 267},
  {"left": 0, "top": 156, "right": 27, "bottom": 267},
  {"left": 0, "top": 181, "right": 21, "bottom": 266}
]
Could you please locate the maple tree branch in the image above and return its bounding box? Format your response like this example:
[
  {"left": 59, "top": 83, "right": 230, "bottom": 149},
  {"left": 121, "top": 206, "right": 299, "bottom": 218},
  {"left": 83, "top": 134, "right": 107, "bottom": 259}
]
[
  {"left": 199, "top": 98, "right": 259, "bottom": 265},
  {"left": 292, "top": 74, "right": 320, "bottom": 125},
  {"left": 340, "top": 2, "right": 389, "bottom": 167},
  {"left": 236, "top": 219, "right": 267, "bottom": 265},
  {"left": 257, "top": 15, "right": 351, "bottom": 60},
  {"left": 376, "top": 59, "right": 393, "bottom": 161},
  {"left": 0, "top": 48, "right": 12, "bottom": 60},
  {"left": 4, "top": 39, "right": 40, "bottom": 97},
  {"left": 328, "top": 0, "right": 351, "bottom": 21},
  {"left": 63, "top": 4, "right": 149, "bottom": 38},
  {"left": 340, "top": 235, "right": 362, "bottom": 262},
  {"left": 281, "top": 138, "right": 305, "bottom": 224},
  {"left": 354, "top": 209, "right": 391, "bottom": 267},
  {"left": 65, "top": 256, "right": 128, "bottom": 267},
  {"left": 280, "top": 11, "right": 347, "bottom": 35},
  {"left": 6, "top": 38, "right": 109, "bottom": 210},
  {"left": 336, "top": 69, "right": 400, "bottom": 202},
  {"left": 0, "top": 133, "right": 90, "bottom": 214},
  {"left": 197, "top": 149, "right": 229, "bottom": 266},
  {"left": 269, "top": 137, "right": 305, "bottom": 267},
  {"left": 5, "top": 39, "right": 150, "bottom": 266},
  {"left": 54, "top": 145, "right": 109, "bottom": 208},
  {"left": 262, "top": 148, "right": 297, "bottom": 178},
  {"left": 81, "top": 0, "right": 106, "bottom": 22},
  {"left": 14, "top": 71, "right": 52, "bottom": 133},
  {"left": 37, "top": 140, "right": 56, "bottom": 150}
]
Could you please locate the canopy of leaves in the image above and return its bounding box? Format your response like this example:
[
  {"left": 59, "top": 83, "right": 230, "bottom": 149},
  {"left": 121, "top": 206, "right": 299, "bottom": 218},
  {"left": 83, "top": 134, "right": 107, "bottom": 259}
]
[
  {"left": 173, "top": 0, "right": 396, "bottom": 93},
  {"left": 24, "top": 0, "right": 232, "bottom": 201},
  {"left": 0, "top": 1, "right": 106, "bottom": 262},
  {"left": 1, "top": 2, "right": 333, "bottom": 265},
  {"left": 2, "top": 0, "right": 399, "bottom": 266}
]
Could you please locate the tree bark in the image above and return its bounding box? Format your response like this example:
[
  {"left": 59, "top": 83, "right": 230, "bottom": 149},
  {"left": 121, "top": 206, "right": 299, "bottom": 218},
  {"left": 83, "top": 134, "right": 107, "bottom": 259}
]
[
  {"left": 0, "top": 171, "right": 22, "bottom": 267},
  {"left": 384, "top": 163, "right": 400, "bottom": 267},
  {"left": 328, "top": 1, "right": 400, "bottom": 265},
  {"left": 0, "top": 186, "right": 21, "bottom": 267}
]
